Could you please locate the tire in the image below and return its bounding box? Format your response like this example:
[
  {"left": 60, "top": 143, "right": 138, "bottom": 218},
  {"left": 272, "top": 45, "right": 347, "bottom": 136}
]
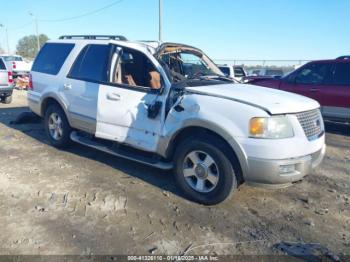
[
  {"left": 44, "top": 104, "right": 72, "bottom": 148},
  {"left": 3, "top": 95, "right": 12, "bottom": 104},
  {"left": 174, "top": 136, "right": 238, "bottom": 205}
]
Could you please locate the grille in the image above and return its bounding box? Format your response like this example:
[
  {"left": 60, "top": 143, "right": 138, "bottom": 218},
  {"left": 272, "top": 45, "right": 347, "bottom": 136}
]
[{"left": 296, "top": 109, "right": 324, "bottom": 141}]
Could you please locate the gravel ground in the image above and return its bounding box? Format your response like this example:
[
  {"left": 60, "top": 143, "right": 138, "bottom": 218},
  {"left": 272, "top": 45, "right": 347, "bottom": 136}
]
[{"left": 0, "top": 90, "right": 349, "bottom": 257}]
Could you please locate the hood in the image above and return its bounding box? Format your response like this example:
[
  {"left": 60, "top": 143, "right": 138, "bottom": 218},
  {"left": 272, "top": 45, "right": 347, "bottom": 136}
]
[{"left": 186, "top": 83, "right": 320, "bottom": 115}]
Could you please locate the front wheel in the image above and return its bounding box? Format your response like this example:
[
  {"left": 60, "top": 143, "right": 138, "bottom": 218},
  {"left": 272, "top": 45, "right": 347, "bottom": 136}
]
[
  {"left": 44, "top": 104, "right": 72, "bottom": 148},
  {"left": 174, "top": 137, "right": 238, "bottom": 205}
]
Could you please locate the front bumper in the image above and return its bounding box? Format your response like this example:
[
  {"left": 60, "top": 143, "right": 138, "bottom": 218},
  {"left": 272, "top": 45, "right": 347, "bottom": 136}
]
[{"left": 245, "top": 144, "right": 326, "bottom": 188}]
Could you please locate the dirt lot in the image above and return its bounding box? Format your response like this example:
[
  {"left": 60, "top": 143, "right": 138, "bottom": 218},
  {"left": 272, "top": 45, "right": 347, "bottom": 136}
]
[{"left": 0, "top": 90, "right": 349, "bottom": 257}]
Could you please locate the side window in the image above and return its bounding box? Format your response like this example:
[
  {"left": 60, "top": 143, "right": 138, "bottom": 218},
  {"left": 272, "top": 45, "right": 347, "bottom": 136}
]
[
  {"left": 219, "top": 67, "right": 230, "bottom": 76},
  {"left": 332, "top": 63, "right": 350, "bottom": 85},
  {"left": 295, "top": 63, "right": 331, "bottom": 85},
  {"left": 69, "top": 44, "right": 111, "bottom": 82},
  {"left": 0, "top": 59, "right": 5, "bottom": 70},
  {"left": 112, "top": 47, "right": 161, "bottom": 90},
  {"left": 32, "top": 43, "right": 75, "bottom": 75}
]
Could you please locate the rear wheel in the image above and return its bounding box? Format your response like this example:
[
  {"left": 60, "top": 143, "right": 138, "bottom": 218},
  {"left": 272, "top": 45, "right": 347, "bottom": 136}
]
[
  {"left": 174, "top": 136, "right": 238, "bottom": 205},
  {"left": 44, "top": 104, "right": 71, "bottom": 148},
  {"left": 2, "top": 95, "right": 12, "bottom": 104}
]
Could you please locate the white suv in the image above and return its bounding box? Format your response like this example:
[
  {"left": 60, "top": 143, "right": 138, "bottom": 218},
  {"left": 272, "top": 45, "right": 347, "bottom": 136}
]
[{"left": 28, "top": 35, "right": 326, "bottom": 205}]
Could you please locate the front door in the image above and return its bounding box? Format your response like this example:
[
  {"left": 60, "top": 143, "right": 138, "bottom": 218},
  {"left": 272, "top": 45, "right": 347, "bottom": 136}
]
[
  {"left": 280, "top": 62, "right": 332, "bottom": 105},
  {"left": 319, "top": 62, "right": 350, "bottom": 119},
  {"left": 96, "top": 45, "right": 166, "bottom": 152}
]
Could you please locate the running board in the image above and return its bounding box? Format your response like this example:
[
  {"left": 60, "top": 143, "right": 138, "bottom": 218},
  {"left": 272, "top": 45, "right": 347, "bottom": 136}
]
[{"left": 70, "top": 131, "right": 173, "bottom": 170}]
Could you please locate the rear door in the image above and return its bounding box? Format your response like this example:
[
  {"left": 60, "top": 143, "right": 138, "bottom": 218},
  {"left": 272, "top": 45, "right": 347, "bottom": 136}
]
[
  {"left": 319, "top": 61, "right": 350, "bottom": 120},
  {"left": 0, "top": 58, "right": 9, "bottom": 86},
  {"left": 65, "top": 44, "right": 111, "bottom": 133},
  {"left": 280, "top": 62, "right": 332, "bottom": 104}
]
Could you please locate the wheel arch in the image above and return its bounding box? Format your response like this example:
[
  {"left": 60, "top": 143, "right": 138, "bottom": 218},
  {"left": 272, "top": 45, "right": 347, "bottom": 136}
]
[
  {"left": 165, "top": 126, "right": 248, "bottom": 184},
  {"left": 40, "top": 95, "right": 72, "bottom": 126}
]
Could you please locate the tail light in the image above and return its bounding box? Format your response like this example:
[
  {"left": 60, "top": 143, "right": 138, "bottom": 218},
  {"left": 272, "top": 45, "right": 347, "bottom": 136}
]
[
  {"left": 8, "top": 72, "right": 13, "bottom": 85},
  {"left": 12, "top": 62, "right": 16, "bottom": 69},
  {"left": 28, "top": 74, "right": 33, "bottom": 90}
]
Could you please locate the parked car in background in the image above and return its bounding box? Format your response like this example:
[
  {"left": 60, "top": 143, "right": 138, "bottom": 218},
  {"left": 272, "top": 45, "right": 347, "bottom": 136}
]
[
  {"left": 0, "top": 54, "right": 32, "bottom": 77},
  {"left": 218, "top": 65, "right": 247, "bottom": 82},
  {"left": 0, "top": 57, "right": 14, "bottom": 104},
  {"left": 248, "top": 56, "right": 350, "bottom": 122},
  {"left": 28, "top": 35, "right": 325, "bottom": 205},
  {"left": 247, "top": 68, "right": 284, "bottom": 77}
]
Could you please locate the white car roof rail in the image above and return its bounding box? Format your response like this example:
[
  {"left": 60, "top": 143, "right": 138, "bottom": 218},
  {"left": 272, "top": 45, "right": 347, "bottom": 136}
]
[{"left": 59, "top": 35, "right": 127, "bottom": 41}]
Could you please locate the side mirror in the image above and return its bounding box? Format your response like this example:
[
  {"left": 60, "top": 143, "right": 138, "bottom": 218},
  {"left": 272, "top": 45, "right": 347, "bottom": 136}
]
[{"left": 147, "top": 101, "right": 162, "bottom": 119}]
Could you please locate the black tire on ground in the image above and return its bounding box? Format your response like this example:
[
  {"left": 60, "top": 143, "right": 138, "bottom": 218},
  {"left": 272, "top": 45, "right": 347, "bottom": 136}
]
[
  {"left": 3, "top": 95, "right": 12, "bottom": 104},
  {"left": 174, "top": 136, "right": 239, "bottom": 205},
  {"left": 44, "top": 104, "right": 72, "bottom": 148}
]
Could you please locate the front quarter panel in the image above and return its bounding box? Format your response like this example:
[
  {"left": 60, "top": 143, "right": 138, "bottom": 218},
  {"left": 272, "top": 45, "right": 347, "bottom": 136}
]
[{"left": 159, "top": 93, "right": 270, "bottom": 174}]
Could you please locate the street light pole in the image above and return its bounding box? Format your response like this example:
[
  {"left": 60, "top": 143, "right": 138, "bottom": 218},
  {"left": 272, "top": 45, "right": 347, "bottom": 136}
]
[
  {"left": 29, "top": 12, "right": 40, "bottom": 53},
  {"left": 159, "top": 0, "right": 163, "bottom": 42},
  {"left": 0, "top": 24, "right": 10, "bottom": 54},
  {"left": 5, "top": 28, "right": 10, "bottom": 54}
]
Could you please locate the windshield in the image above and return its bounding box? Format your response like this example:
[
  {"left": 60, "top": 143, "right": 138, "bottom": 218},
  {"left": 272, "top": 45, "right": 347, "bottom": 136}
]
[{"left": 158, "top": 46, "right": 227, "bottom": 83}]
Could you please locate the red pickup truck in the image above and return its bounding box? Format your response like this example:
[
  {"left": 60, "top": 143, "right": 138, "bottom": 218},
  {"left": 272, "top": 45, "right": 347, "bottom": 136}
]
[{"left": 248, "top": 57, "right": 350, "bottom": 122}]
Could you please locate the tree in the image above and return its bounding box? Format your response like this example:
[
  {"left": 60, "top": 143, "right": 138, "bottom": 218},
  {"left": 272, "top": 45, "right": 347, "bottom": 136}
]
[{"left": 16, "top": 34, "right": 49, "bottom": 58}]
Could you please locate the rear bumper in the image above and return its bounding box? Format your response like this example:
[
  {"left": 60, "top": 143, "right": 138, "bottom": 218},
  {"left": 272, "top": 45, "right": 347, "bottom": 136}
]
[
  {"left": 0, "top": 86, "right": 14, "bottom": 97},
  {"left": 245, "top": 144, "right": 326, "bottom": 188}
]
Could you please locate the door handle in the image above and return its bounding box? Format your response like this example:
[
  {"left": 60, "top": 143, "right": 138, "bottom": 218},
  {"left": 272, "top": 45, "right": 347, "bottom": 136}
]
[
  {"left": 64, "top": 83, "right": 72, "bottom": 90},
  {"left": 107, "top": 92, "right": 121, "bottom": 101},
  {"left": 310, "top": 88, "right": 319, "bottom": 92}
]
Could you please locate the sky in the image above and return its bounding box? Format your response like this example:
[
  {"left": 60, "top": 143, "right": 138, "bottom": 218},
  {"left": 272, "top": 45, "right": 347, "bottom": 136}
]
[{"left": 0, "top": 0, "right": 349, "bottom": 61}]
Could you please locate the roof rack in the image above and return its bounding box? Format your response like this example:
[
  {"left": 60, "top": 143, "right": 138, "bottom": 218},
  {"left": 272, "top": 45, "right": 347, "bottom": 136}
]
[
  {"left": 59, "top": 35, "right": 127, "bottom": 41},
  {"left": 336, "top": 56, "right": 350, "bottom": 60}
]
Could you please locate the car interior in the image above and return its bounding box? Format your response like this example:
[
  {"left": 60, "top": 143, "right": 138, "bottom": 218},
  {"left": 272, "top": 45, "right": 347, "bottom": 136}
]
[{"left": 113, "top": 48, "right": 161, "bottom": 90}]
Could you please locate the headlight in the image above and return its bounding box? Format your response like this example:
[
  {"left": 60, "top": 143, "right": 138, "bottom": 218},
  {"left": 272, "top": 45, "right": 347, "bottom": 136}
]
[{"left": 249, "top": 116, "right": 294, "bottom": 139}]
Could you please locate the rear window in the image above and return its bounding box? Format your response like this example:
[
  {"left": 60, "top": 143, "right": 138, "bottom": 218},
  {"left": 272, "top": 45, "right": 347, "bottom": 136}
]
[
  {"left": 32, "top": 43, "right": 75, "bottom": 75},
  {"left": 69, "top": 44, "right": 110, "bottom": 82},
  {"left": 2, "top": 56, "right": 23, "bottom": 62},
  {"left": 234, "top": 67, "right": 245, "bottom": 77},
  {"left": 0, "top": 59, "right": 5, "bottom": 70},
  {"left": 333, "top": 63, "right": 350, "bottom": 85}
]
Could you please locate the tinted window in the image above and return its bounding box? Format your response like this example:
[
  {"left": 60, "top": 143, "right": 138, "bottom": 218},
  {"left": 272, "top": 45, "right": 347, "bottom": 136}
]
[
  {"left": 219, "top": 67, "right": 230, "bottom": 76},
  {"left": 32, "top": 43, "right": 74, "bottom": 75},
  {"left": 0, "top": 59, "right": 5, "bottom": 70},
  {"left": 3, "top": 56, "right": 23, "bottom": 62},
  {"left": 234, "top": 67, "right": 245, "bottom": 77},
  {"left": 295, "top": 63, "right": 331, "bottom": 84},
  {"left": 333, "top": 63, "right": 350, "bottom": 85},
  {"left": 69, "top": 44, "right": 110, "bottom": 82}
]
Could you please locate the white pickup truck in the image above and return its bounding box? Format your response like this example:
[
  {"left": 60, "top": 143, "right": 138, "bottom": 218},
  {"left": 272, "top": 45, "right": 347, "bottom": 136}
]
[
  {"left": 28, "top": 35, "right": 326, "bottom": 205},
  {"left": 0, "top": 55, "right": 32, "bottom": 77},
  {"left": 0, "top": 57, "right": 14, "bottom": 103}
]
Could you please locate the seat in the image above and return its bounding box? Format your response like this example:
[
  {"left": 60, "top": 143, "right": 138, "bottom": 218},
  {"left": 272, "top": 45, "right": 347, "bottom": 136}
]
[{"left": 149, "top": 71, "right": 161, "bottom": 89}]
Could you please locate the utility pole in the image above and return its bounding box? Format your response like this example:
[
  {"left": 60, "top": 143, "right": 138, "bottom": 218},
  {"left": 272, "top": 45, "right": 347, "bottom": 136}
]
[
  {"left": 159, "top": 0, "right": 163, "bottom": 42},
  {"left": 29, "top": 12, "right": 40, "bottom": 53},
  {"left": 0, "top": 24, "right": 10, "bottom": 54}
]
